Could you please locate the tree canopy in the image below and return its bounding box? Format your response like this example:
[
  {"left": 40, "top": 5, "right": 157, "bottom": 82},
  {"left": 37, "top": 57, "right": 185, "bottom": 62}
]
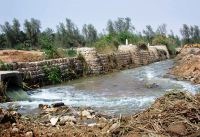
[{"left": 0, "top": 17, "right": 199, "bottom": 55}]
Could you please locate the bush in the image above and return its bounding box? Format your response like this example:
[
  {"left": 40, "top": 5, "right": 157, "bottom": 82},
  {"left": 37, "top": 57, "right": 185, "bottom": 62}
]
[
  {"left": 116, "top": 32, "right": 140, "bottom": 44},
  {"left": 152, "top": 35, "right": 177, "bottom": 55},
  {"left": 43, "top": 45, "right": 60, "bottom": 59},
  {"left": 137, "top": 41, "right": 148, "bottom": 50},
  {"left": 93, "top": 35, "right": 118, "bottom": 54},
  {"left": 43, "top": 65, "right": 62, "bottom": 84},
  {"left": 0, "top": 60, "right": 12, "bottom": 70},
  {"left": 66, "top": 49, "right": 77, "bottom": 57}
]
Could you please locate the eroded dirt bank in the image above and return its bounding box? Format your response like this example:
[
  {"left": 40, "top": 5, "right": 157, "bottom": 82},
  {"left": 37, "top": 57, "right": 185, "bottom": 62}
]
[
  {"left": 0, "top": 91, "right": 200, "bottom": 137},
  {"left": 171, "top": 45, "right": 200, "bottom": 84}
]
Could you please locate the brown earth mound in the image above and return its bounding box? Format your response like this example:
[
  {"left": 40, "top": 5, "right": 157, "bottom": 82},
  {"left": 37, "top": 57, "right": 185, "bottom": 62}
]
[
  {"left": 171, "top": 46, "right": 200, "bottom": 84},
  {"left": 0, "top": 50, "right": 44, "bottom": 63},
  {"left": 0, "top": 91, "right": 200, "bottom": 137}
]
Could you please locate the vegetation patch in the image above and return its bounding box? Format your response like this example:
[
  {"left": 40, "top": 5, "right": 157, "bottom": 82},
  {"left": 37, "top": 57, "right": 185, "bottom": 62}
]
[
  {"left": 137, "top": 41, "right": 148, "bottom": 50},
  {"left": 43, "top": 65, "right": 62, "bottom": 84},
  {"left": 0, "top": 60, "right": 12, "bottom": 70},
  {"left": 65, "top": 49, "right": 77, "bottom": 57},
  {"left": 0, "top": 82, "right": 9, "bottom": 102},
  {"left": 1, "top": 17, "right": 191, "bottom": 58}
]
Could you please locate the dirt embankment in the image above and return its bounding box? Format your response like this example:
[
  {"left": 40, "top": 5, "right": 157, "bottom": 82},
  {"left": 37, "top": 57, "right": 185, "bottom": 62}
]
[
  {"left": 0, "top": 50, "right": 44, "bottom": 63},
  {"left": 171, "top": 45, "right": 200, "bottom": 84},
  {"left": 0, "top": 91, "right": 200, "bottom": 137}
]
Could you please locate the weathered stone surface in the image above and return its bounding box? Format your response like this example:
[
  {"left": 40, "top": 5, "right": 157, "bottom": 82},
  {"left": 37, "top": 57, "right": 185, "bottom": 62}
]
[
  {"left": 25, "top": 131, "right": 33, "bottom": 137},
  {"left": 50, "top": 117, "right": 59, "bottom": 126}
]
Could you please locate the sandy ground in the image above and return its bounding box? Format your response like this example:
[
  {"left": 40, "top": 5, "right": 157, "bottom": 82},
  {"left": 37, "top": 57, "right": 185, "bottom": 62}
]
[{"left": 0, "top": 50, "right": 44, "bottom": 63}]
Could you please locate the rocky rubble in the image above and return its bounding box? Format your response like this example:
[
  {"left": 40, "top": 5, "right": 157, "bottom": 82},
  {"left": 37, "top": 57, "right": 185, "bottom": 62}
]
[{"left": 0, "top": 91, "right": 200, "bottom": 137}]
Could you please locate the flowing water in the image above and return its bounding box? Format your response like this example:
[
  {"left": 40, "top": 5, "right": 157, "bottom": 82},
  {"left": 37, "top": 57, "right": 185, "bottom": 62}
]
[{"left": 1, "top": 60, "right": 200, "bottom": 115}]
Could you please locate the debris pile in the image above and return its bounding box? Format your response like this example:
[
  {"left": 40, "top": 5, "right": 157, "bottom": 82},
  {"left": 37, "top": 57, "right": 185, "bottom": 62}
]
[
  {"left": 171, "top": 46, "right": 200, "bottom": 84},
  {"left": 118, "top": 92, "right": 200, "bottom": 137},
  {"left": 0, "top": 91, "right": 200, "bottom": 137}
]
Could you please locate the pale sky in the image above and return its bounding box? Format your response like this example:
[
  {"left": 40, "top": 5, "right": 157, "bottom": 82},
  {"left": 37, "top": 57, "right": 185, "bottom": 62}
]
[{"left": 0, "top": 0, "right": 200, "bottom": 35}]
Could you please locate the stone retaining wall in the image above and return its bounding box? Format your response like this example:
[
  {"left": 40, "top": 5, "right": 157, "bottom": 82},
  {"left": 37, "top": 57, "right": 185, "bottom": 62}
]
[
  {"left": 7, "top": 58, "right": 84, "bottom": 83},
  {"left": 2, "top": 45, "right": 169, "bottom": 84},
  {"left": 77, "top": 45, "right": 169, "bottom": 74}
]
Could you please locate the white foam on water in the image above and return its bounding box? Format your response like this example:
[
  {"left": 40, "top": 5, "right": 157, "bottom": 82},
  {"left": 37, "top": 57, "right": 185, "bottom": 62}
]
[
  {"left": 0, "top": 87, "right": 156, "bottom": 115},
  {"left": 1, "top": 59, "right": 199, "bottom": 115}
]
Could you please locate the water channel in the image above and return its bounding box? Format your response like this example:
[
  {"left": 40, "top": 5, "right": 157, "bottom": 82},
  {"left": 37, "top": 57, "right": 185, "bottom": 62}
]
[{"left": 1, "top": 60, "right": 200, "bottom": 115}]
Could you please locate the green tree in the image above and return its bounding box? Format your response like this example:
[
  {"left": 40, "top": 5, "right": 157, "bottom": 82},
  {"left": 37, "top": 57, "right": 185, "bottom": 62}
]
[
  {"left": 190, "top": 25, "right": 200, "bottom": 43},
  {"left": 0, "top": 34, "right": 6, "bottom": 49},
  {"left": 56, "top": 18, "right": 84, "bottom": 48},
  {"left": 106, "top": 17, "right": 134, "bottom": 34},
  {"left": 0, "top": 19, "right": 23, "bottom": 48},
  {"left": 180, "top": 24, "right": 190, "bottom": 44},
  {"left": 106, "top": 20, "right": 115, "bottom": 35},
  {"left": 143, "top": 25, "right": 155, "bottom": 44},
  {"left": 0, "top": 21, "right": 15, "bottom": 47},
  {"left": 24, "top": 18, "right": 41, "bottom": 48},
  {"left": 156, "top": 24, "right": 167, "bottom": 36},
  {"left": 82, "top": 24, "right": 98, "bottom": 46}
]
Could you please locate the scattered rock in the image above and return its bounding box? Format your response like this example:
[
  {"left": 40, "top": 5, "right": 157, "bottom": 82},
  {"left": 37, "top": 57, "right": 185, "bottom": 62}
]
[
  {"left": 0, "top": 112, "right": 16, "bottom": 124},
  {"left": 12, "top": 123, "right": 17, "bottom": 127},
  {"left": 60, "top": 115, "right": 76, "bottom": 123},
  {"left": 81, "top": 110, "right": 95, "bottom": 119},
  {"left": 39, "top": 104, "right": 49, "bottom": 109},
  {"left": 25, "top": 131, "right": 33, "bottom": 137},
  {"left": 12, "top": 127, "right": 19, "bottom": 133},
  {"left": 51, "top": 102, "right": 65, "bottom": 108},
  {"left": 167, "top": 122, "right": 186, "bottom": 135},
  {"left": 44, "top": 107, "right": 58, "bottom": 113},
  {"left": 50, "top": 117, "right": 59, "bottom": 126},
  {"left": 145, "top": 83, "right": 159, "bottom": 88}
]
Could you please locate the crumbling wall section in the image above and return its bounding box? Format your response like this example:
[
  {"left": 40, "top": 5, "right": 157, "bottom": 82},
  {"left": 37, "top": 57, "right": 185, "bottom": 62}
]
[{"left": 77, "top": 45, "right": 169, "bottom": 74}]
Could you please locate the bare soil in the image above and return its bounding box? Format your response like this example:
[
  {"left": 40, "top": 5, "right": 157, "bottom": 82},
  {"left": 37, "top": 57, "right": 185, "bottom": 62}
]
[
  {"left": 0, "top": 50, "right": 44, "bottom": 63},
  {"left": 171, "top": 45, "right": 200, "bottom": 84},
  {"left": 0, "top": 91, "right": 200, "bottom": 137}
]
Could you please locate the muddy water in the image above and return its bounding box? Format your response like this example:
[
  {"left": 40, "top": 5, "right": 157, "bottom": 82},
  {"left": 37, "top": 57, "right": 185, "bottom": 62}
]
[{"left": 1, "top": 60, "right": 200, "bottom": 115}]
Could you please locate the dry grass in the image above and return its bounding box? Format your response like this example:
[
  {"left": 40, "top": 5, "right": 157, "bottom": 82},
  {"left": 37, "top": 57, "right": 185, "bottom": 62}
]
[{"left": 0, "top": 50, "right": 44, "bottom": 63}]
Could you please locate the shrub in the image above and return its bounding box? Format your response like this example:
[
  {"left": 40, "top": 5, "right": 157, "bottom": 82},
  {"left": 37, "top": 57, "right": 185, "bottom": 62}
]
[
  {"left": 152, "top": 35, "right": 177, "bottom": 55},
  {"left": 43, "top": 44, "right": 60, "bottom": 59},
  {"left": 43, "top": 65, "right": 62, "bottom": 84},
  {"left": 137, "top": 41, "right": 148, "bottom": 50},
  {"left": 66, "top": 49, "right": 77, "bottom": 57},
  {"left": 0, "top": 60, "right": 12, "bottom": 70},
  {"left": 93, "top": 35, "right": 118, "bottom": 54}
]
